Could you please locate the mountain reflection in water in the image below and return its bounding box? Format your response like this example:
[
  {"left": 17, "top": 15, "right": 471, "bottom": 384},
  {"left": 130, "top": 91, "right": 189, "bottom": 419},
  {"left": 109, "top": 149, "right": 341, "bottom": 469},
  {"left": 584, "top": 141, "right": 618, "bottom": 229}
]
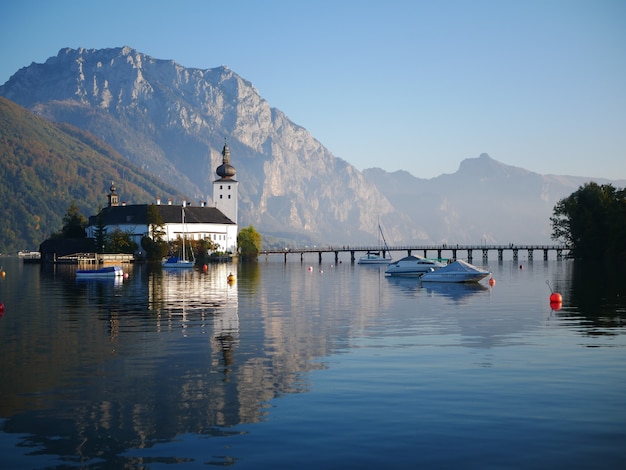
[{"left": 0, "top": 257, "right": 624, "bottom": 468}]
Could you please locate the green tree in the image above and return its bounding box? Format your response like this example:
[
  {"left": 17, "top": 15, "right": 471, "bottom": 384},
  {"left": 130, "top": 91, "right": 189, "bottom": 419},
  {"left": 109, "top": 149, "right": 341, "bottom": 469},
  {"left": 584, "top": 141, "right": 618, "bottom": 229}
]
[
  {"left": 551, "top": 182, "right": 626, "bottom": 261},
  {"left": 108, "top": 228, "right": 138, "bottom": 254},
  {"left": 93, "top": 207, "right": 107, "bottom": 253},
  {"left": 53, "top": 202, "right": 88, "bottom": 239},
  {"left": 237, "top": 226, "right": 261, "bottom": 261},
  {"left": 193, "top": 238, "right": 222, "bottom": 264},
  {"left": 141, "top": 204, "right": 168, "bottom": 261}
]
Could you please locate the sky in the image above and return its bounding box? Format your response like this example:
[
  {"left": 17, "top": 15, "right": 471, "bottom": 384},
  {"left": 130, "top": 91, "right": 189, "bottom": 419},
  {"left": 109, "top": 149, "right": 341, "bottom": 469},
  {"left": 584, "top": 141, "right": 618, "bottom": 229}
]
[{"left": 1, "top": 0, "right": 625, "bottom": 180}]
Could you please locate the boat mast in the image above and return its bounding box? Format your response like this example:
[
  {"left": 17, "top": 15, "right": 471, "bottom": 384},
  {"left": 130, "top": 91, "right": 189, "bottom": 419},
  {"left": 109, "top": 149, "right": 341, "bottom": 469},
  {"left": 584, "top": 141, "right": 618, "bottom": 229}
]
[
  {"left": 379, "top": 222, "right": 391, "bottom": 258},
  {"left": 181, "top": 206, "right": 186, "bottom": 261}
]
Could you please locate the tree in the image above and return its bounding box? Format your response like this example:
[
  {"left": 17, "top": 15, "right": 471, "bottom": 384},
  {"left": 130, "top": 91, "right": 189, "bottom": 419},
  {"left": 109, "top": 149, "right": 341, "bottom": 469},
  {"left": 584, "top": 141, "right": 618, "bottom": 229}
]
[
  {"left": 93, "top": 207, "right": 107, "bottom": 253},
  {"left": 551, "top": 182, "right": 626, "bottom": 261},
  {"left": 108, "top": 228, "right": 138, "bottom": 254},
  {"left": 141, "top": 204, "right": 168, "bottom": 261},
  {"left": 53, "top": 202, "right": 88, "bottom": 239},
  {"left": 237, "top": 226, "right": 261, "bottom": 261}
]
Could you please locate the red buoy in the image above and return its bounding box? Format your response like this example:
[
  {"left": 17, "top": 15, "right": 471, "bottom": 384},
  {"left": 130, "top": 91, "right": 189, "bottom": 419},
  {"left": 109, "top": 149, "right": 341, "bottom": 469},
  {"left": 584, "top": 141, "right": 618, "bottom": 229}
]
[
  {"left": 546, "top": 280, "right": 562, "bottom": 306},
  {"left": 0, "top": 302, "right": 4, "bottom": 317},
  {"left": 550, "top": 300, "right": 562, "bottom": 311},
  {"left": 550, "top": 292, "right": 562, "bottom": 303},
  {"left": 203, "top": 264, "right": 208, "bottom": 272},
  {"left": 488, "top": 277, "right": 496, "bottom": 286}
]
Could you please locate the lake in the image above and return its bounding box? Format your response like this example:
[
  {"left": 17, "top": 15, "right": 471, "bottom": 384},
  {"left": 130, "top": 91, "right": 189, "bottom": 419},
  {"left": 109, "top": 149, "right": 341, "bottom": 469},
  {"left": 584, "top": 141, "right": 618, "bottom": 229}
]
[{"left": 0, "top": 255, "right": 625, "bottom": 469}]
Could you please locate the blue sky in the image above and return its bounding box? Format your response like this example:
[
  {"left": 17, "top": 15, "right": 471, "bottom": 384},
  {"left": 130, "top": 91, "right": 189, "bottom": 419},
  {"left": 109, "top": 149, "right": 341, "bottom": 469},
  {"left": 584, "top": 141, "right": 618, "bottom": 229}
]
[{"left": 1, "top": 0, "right": 625, "bottom": 180}]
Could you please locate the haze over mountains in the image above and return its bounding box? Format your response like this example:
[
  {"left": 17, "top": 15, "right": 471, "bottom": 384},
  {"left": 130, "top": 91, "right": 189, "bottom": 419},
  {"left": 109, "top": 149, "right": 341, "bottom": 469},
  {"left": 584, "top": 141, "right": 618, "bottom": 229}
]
[{"left": 1, "top": 46, "right": 623, "bottom": 249}]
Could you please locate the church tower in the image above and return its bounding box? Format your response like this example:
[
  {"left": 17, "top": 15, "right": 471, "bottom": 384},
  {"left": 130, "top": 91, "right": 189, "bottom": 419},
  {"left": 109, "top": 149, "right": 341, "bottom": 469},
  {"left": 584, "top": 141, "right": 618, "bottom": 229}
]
[
  {"left": 213, "top": 142, "right": 238, "bottom": 224},
  {"left": 107, "top": 182, "right": 119, "bottom": 207}
]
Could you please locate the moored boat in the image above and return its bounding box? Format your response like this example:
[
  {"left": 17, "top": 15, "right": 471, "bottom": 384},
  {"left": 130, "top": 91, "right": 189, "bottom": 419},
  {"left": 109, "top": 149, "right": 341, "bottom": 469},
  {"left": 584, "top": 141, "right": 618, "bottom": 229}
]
[
  {"left": 358, "top": 222, "right": 393, "bottom": 265},
  {"left": 358, "top": 251, "right": 392, "bottom": 264},
  {"left": 76, "top": 265, "right": 124, "bottom": 278},
  {"left": 162, "top": 256, "right": 194, "bottom": 269},
  {"left": 420, "top": 259, "right": 490, "bottom": 283},
  {"left": 162, "top": 206, "right": 195, "bottom": 269},
  {"left": 385, "top": 255, "right": 446, "bottom": 276}
]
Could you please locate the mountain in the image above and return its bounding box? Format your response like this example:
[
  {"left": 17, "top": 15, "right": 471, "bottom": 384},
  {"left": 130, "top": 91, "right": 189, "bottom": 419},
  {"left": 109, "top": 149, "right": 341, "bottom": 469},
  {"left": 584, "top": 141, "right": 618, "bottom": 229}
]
[
  {"left": 364, "top": 154, "right": 626, "bottom": 244},
  {"left": 0, "top": 47, "right": 399, "bottom": 246},
  {"left": 1, "top": 47, "right": 624, "bottom": 248},
  {"left": 0, "top": 96, "right": 181, "bottom": 253}
]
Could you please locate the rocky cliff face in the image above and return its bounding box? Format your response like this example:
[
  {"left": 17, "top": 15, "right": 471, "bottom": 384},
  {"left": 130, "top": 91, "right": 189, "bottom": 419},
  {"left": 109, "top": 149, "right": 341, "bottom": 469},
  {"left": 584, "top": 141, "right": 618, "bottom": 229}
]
[
  {"left": 1, "top": 47, "right": 399, "bottom": 244},
  {"left": 2, "top": 47, "right": 623, "bottom": 245}
]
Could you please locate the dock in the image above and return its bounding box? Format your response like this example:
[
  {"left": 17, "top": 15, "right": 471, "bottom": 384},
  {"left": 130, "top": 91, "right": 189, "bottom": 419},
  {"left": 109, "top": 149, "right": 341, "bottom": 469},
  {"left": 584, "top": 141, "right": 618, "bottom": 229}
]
[
  {"left": 260, "top": 244, "right": 569, "bottom": 264},
  {"left": 54, "top": 253, "right": 135, "bottom": 265}
]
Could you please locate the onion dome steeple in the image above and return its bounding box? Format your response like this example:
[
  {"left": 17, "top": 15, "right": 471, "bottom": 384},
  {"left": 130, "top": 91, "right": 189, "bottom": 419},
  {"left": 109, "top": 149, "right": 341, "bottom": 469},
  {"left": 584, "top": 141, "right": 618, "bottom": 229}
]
[
  {"left": 216, "top": 142, "right": 236, "bottom": 179},
  {"left": 108, "top": 181, "right": 119, "bottom": 207}
]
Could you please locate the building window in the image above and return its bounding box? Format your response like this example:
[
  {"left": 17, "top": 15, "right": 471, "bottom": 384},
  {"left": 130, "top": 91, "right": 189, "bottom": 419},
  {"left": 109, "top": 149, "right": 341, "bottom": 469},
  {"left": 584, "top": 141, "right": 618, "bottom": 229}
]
[
  {"left": 228, "top": 195, "right": 231, "bottom": 199},
  {"left": 220, "top": 195, "right": 223, "bottom": 199},
  {"left": 228, "top": 185, "right": 231, "bottom": 190}
]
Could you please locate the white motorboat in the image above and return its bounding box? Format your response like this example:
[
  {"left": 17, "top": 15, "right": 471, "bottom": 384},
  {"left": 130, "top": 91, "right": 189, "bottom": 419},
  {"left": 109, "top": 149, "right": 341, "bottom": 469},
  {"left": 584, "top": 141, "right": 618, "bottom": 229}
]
[
  {"left": 358, "top": 251, "right": 392, "bottom": 264},
  {"left": 385, "top": 255, "right": 446, "bottom": 276},
  {"left": 420, "top": 259, "right": 491, "bottom": 283},
  {"left": 358, "top": 223, "right": 392, "bottom": 264},
  {"left": 76, "top": 265, "right": 124, "bottom": 278}
]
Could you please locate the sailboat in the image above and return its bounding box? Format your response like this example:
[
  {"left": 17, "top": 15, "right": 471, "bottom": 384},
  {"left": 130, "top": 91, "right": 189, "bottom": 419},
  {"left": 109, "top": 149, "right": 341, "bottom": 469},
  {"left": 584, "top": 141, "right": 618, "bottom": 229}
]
[
  {"left": 162, "top": 206, "right": 195, "bottom": 269},
  {"left": 358, "top": 222, "right": 393, "bottom": 264}
]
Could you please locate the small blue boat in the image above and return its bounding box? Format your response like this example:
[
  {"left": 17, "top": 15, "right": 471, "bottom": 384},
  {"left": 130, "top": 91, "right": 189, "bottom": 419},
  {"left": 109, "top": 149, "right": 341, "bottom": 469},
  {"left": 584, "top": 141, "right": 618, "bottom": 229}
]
[{"left": 76, "top": 265, "right": 124, "bottom": 278}]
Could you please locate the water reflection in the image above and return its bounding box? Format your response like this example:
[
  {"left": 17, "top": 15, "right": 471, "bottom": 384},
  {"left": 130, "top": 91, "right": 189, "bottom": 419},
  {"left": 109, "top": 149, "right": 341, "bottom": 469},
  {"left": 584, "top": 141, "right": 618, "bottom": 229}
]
[
  {"left": 422, "top": 281, "right": 490, "bottom": 304},
  {"left": 0, "top": 260, "right": 333, "bottom": 466},
  {"left": 1, "top": 258, "right": 625, "bottom": 467},
  {"left": 385, "top": 275, "right": 491, "bottom": 304},
  {"left": 0, "top": 261, "right": 250, "bottom": 465},
  {"left": 565, "top": 260, "right": 626, "bottom": 333},
  {"left": 384, "top": 275, "right": 423, "bottom": 297}
]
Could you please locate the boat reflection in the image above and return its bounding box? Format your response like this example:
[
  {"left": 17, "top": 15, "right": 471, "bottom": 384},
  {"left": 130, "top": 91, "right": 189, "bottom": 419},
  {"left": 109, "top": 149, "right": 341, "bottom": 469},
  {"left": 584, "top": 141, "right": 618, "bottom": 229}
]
[
  {"left": 385, "top": 275, "right": 490, "bottom": 303},
  {"left": 75, "top": 275, "right": 124, "bottom": 287},
  {"left": 385, "top": 275, "right": 423, "bottom": 296},
  {"left": 422, "top": 281, "right": 490, "bottom": 304}
]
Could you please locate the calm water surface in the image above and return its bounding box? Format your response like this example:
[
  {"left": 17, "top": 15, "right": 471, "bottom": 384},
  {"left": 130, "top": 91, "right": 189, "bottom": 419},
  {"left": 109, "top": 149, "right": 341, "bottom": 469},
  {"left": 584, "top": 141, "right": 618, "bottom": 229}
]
[{"left": 0, "top": 255, "right": 625, "bottom": 469}]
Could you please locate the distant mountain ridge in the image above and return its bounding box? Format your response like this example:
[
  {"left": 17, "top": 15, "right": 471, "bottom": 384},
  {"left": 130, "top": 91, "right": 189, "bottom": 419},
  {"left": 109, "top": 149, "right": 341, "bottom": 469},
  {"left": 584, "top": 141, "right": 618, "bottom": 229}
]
[
  {"left": 1, "top": 46, "right": 624, "bottom": 247},
  {"left": 364, "top": 154, "right": 624, "bottom": 244}
]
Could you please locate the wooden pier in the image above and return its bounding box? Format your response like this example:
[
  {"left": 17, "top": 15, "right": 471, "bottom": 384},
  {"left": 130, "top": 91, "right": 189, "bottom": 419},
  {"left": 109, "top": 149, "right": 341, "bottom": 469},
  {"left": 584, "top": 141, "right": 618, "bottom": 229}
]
[
  {"left": 55, "top": 253, "right": 135, "bottom": 265},
  {"left": 260, "top": 244, "right": 569, "bottom": 264}
]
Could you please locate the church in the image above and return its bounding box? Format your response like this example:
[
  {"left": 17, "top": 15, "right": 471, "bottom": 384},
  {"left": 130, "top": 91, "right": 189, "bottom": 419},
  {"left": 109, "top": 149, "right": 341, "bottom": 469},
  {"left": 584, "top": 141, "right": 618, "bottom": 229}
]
[{"left": 86, "top": 143, "right": 239, "bottom": 254}]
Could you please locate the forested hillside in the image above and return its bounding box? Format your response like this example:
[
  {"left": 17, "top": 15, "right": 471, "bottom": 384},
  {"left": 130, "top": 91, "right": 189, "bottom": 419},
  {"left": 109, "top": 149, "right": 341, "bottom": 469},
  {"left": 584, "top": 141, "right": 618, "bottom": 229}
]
[{"left": 0, "top": 97, "right": 180, "bottom": 253}]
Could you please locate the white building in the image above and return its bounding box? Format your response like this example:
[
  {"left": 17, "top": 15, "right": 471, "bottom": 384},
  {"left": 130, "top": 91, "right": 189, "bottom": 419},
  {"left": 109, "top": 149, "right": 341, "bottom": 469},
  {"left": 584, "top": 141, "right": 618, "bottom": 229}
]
[{"left": 87, "top": 143, "right": 239, "bottom": 253}]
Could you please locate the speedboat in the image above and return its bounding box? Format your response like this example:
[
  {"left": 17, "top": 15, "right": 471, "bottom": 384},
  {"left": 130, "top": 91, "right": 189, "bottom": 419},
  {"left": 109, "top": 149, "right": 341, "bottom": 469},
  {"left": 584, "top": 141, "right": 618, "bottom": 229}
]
[
  {"left": 358, "top": 251, "right": 392, "bottom": 264},
  {"left": 385, "top": 255, "right": 446, "bottom": 276},
  {"left": 420, "top": 259, "right": 490, "bottom": 283},
  {"left": 76, "top": 265, "right": 124, "bottom": 278}
]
